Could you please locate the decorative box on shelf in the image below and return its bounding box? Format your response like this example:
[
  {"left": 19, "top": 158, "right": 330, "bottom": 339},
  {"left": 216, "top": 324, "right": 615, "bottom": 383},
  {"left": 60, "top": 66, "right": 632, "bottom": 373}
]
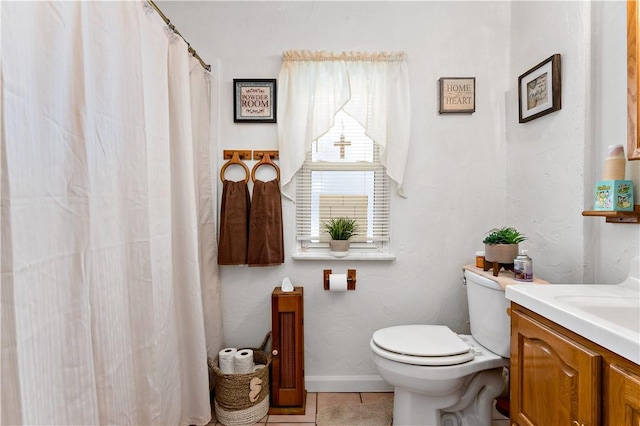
[{"left": 593, "top": 180, "right": 634, "bottom": 211}]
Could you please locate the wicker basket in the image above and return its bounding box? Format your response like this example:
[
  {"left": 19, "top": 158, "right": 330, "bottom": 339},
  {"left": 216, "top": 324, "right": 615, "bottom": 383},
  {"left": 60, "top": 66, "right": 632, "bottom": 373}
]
[{"left": 210, "top": 335, "right": 271, "bottom": 426}]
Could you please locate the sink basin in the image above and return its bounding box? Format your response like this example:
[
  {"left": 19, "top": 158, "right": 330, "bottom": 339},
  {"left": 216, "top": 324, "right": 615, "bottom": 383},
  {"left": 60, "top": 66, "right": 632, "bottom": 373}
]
[
  {"left": 505, "top": 256, "right": 640, "bottom": 364},
  {"left": 554, "top": 295, "right": 640, "bottom": 333}
]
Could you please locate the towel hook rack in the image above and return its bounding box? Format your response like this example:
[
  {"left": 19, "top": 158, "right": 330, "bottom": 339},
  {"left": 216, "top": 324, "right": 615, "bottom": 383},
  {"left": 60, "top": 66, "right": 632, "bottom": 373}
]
[
  {"left": 220, "top": 150, "right": 251, "bottom": 183},
  {"left": 251, "top": 150, "right": 280, "bottom": 183}
]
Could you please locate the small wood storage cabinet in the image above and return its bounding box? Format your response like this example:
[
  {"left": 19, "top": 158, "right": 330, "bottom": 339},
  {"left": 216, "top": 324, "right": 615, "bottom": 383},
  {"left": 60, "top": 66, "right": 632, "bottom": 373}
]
[{"left": 270, "top": 286, "right": 305, "bottom": 414}]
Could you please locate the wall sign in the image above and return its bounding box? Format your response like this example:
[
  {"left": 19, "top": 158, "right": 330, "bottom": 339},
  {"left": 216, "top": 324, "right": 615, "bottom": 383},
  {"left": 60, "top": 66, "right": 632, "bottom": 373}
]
[
  {"left": 438, "top": 77, "right": 475, "bottom": 114},
  {"left": 233, "top": 79, "right": 277, "bottom": 123}
]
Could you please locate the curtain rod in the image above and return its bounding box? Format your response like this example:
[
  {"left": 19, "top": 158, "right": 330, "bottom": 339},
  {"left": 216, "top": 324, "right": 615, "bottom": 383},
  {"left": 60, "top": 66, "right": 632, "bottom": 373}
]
[{"left": 147, "top": 0, "right": 211, "bottom": 72}]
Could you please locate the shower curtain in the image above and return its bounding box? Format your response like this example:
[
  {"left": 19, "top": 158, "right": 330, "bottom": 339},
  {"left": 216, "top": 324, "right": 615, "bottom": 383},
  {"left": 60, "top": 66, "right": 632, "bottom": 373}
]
[{"left": 1, "top": 2, "right": 223, "bottom": 425}]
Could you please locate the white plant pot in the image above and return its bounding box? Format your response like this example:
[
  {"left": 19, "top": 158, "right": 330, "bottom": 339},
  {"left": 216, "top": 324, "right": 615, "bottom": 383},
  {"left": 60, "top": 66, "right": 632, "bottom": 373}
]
[{"left": 329, "top": 240, "right": 350, "bottom": 258}]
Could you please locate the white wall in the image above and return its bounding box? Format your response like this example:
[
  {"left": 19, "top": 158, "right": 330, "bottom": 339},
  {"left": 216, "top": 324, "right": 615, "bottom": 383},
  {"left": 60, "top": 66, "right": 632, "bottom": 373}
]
[
  {"left": 506, "top": 1, "right": 592, "bottom": 283},
  {"left": 159, "top": 1, "right": 639, "bottom": 391},
  {"left": 590, "top": 0, "right": 640, "bottom": 282},
  {"left": 507, "top": 0, "right": 639, "bottom": 285}
]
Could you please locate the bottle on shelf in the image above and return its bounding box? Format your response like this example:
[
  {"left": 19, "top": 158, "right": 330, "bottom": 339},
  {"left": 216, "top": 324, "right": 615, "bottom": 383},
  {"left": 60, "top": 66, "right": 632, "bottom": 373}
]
[{"left": 514, "top": 250, "right": 533, "bottom": 282}]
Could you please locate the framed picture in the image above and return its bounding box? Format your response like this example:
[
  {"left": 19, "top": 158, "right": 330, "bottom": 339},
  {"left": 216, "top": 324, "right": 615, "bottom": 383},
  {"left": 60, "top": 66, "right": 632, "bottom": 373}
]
[
  {"left": 438, "top": 77, "right": 475, "bottom": 114},
  {"left": 518, "top": 54, "right": 562, "bottom": 123},
  {"left": 233, "top": 79, "right": 277, "bottom": 123}
]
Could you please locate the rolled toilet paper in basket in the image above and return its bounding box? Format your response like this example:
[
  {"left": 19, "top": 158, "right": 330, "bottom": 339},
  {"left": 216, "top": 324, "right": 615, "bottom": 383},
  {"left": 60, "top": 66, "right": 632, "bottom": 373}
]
[
  {"left": 234, "top": 349, "right": 255, "bottom": 374},
  {"left": 218, "top": 347, "right": 237, "bottom": 374}
]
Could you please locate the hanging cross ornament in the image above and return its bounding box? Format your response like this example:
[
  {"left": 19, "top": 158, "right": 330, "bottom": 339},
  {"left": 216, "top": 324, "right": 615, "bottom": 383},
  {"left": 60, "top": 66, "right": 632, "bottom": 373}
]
[{"left": 333, "top": 134, "right": 351, "bottom": 159}]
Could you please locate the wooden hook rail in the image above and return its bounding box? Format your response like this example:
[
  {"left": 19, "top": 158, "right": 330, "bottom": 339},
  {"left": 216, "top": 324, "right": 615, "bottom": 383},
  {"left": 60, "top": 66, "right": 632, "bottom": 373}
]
[
  {"left": 253, "top": 150, "right": 279, "bottom": 160},
  {"left": 224, "top": 150, "right": 252, "bottom": 160}
]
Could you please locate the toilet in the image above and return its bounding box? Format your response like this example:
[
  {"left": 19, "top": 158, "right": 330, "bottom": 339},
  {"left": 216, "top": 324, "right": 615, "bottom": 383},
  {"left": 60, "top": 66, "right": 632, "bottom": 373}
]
[{"left": 370, "top": 270, "right": 510, "bottom": 426}]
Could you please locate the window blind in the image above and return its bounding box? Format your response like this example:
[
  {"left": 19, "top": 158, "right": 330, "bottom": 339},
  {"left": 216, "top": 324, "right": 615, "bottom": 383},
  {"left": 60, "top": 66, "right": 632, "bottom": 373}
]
[{"left": 296, "top": 110, "right": 390, "bottom": 249}]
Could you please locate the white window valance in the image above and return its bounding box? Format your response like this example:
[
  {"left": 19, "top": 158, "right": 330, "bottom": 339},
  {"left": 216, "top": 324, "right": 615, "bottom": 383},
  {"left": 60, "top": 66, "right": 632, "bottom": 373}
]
[{"left": 277, "top": 50, "right": 411, "bottom": 195}]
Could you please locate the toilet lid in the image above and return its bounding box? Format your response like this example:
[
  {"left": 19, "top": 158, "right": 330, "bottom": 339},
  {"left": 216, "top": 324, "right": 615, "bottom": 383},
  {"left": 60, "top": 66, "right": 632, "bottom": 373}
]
[{"left": 372, "top": 325, "right": 470, "bottom": 357}]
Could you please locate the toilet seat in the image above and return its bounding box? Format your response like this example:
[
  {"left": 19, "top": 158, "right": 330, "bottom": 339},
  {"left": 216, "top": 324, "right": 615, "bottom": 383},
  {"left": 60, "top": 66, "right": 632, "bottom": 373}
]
[{"left": 371, "top": 325, "right": 475, "bottom": 366}]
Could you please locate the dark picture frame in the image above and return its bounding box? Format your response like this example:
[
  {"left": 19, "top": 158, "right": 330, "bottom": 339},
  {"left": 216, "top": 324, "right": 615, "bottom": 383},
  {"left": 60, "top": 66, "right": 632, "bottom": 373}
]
[
  {"left": 518, "top": 54, "right": 562, "bottom": 123},
  {"left": 233, "top": 79, "right": 277, "bottom": 123},
  {"left": 438, "top": 77, "right": 476, "bottom": 114}
]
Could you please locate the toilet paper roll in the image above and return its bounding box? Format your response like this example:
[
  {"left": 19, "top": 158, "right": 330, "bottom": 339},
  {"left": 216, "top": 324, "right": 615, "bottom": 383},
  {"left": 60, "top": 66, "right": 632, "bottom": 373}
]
[
  {"left": 329, "top": 273, "right": 348, "bottom": 291},
  {"left": 253, "top": 364, "right": 266, "bottom": 372},
  {"left": 218, "top": 347, "right": 237, "bottom": 374},
  {"left": 234, "top": 349, "right": 255, "bottom": 374}
]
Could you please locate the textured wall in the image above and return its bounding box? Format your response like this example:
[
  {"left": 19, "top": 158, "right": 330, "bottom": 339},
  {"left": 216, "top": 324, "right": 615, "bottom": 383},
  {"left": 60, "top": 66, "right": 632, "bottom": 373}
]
[
  {"left": 507, "top": 1, "right": 639, "bottom": 285},
  {"left": 590, "top": 0, "right": 640, "bottom": 283},
  {"left": 506, "top": 1, "right": 592, "bottom": 283},
  {"left": 159, "top": 1, "right": 638, "bottom": 391}
]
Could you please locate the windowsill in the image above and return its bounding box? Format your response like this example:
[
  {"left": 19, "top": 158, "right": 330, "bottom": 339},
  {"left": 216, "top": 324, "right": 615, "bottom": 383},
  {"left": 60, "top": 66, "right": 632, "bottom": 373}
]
[{"left": 291, "top": 252, "right": 396, "bottom": 261}]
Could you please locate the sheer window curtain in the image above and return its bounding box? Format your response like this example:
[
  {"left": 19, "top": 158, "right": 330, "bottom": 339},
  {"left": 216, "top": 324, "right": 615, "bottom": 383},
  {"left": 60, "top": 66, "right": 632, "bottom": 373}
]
[
  {"left": 277, "top": 51, "right": 411, "bottom": 196},
  {"left": 1, "top": 2, "right": 222, "bottom": 425}
]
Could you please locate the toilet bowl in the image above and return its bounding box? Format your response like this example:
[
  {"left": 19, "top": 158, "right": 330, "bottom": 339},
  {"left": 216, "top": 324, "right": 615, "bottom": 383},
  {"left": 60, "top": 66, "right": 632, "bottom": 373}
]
[{"left": 370, "top": 270, "right": 511, "bottom": 426}]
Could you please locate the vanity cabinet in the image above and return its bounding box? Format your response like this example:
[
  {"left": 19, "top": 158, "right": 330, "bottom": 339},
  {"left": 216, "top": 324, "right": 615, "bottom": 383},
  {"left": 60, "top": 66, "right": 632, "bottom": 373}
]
[
  {"left": 510, "top": 304, "right": 640, "bottom": 426},
  {"left": 607, "top": 363, "right": 640, "bottom": 425}
]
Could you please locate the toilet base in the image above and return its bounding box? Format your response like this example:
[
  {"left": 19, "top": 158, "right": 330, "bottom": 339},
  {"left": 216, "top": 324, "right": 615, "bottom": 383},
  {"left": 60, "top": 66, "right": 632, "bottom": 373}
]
[{"left": 392, "top": 368, "right": 505, "bottom": 426}]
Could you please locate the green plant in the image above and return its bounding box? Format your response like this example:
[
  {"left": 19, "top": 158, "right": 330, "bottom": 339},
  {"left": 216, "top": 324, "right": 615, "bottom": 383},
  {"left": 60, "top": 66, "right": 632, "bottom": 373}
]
[
  {"left": 482, "top": 226, "right": 527, "bottom": 245},
  {"left": 323, "top": 217, "right": 359, "bottom": 240}
]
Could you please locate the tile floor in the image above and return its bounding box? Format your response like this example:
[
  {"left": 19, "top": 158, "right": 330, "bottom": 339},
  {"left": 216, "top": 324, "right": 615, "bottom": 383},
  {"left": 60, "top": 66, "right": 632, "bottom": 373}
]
[{"left": 207, "top": 392, "right": 511, "bottom": 425}]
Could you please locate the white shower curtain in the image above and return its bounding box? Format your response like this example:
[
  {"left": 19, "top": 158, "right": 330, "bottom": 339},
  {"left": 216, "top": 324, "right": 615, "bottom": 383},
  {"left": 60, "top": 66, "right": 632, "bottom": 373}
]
[{"left": 1, "top": 2, "right": 223, "bottom": 425}]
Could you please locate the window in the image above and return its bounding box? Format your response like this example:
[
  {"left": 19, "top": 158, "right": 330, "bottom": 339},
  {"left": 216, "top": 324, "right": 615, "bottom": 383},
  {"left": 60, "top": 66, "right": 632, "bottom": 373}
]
[
  {"left": 295, "top": 110, "right": 390, "bottom": 256},
  {"left": 278, "top": 50, "right": 410, "bottom": 260}
]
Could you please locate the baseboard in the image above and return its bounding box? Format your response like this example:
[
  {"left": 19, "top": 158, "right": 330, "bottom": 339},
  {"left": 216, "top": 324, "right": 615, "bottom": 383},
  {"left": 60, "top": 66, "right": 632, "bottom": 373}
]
[{"left": 305, "top": 375, "right": 393, "bottom": 393}]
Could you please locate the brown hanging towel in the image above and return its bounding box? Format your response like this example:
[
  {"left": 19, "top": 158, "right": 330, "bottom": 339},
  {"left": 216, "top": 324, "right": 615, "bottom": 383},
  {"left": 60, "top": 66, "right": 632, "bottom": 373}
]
[
  {"left": 218, "top": 180, "right": 251, "bottom": 265},
  {"left": 248, "top": 179, "right": 284, "bottom": 266}
]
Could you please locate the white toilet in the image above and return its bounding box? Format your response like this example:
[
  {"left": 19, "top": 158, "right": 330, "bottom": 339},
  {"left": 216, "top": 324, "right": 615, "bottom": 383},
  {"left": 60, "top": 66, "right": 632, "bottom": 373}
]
[{"left": 370, "top": 270, "right": 510, "bottom": 426}]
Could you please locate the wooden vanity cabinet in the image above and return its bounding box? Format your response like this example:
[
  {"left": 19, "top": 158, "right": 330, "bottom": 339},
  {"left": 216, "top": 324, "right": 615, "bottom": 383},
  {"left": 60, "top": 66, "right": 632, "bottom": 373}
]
[
  {"left": 510, "top": 308, "right": 600, "bottom": 426},
  {"left": 607, "top": 363, "right": 640, "bottom": 425},
  {"left": 510, "top": 304, "right": 640, "bottom": 426}
]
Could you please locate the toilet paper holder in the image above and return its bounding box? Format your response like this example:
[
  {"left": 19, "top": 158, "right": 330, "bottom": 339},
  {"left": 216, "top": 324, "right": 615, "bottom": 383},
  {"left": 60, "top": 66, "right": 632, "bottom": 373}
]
[{"left": 323, "top": 269, "right": 356, "bottom": 290}]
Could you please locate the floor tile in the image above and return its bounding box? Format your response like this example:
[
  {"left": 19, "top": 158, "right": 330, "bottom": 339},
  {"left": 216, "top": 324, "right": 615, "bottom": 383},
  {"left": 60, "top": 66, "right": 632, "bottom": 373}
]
[
  {"left": 267, "top": 392, "right": 317, "bottom": 423},
  {"left": 258, "top": 392, "right": 509, "bottom": 425},
  {"left": 360, "top": 392, "right": 394, "bottom": 403},
  {"left": 316, "top": 392, "right": 362, "bottom": 411},
  {"left": 267, "top": 423, "right": 316, "bottom": 426}
]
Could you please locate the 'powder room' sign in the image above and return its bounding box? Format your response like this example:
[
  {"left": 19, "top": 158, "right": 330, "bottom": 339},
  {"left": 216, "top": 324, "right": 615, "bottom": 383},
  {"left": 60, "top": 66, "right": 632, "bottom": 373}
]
[
  {"left": 438, "top": 77, "right": 475, "bottom": 114},
  {"left": 234, "top": 79, "right": 277, "bottom": 123}
]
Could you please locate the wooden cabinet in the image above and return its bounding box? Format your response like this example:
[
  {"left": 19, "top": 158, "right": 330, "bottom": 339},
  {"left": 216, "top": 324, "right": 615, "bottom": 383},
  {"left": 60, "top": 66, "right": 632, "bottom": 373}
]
[
  {"left": 510, "top": 309, "right": 601, "bottom": 425},
  {"left": 511, "top": 304, "right": 640, "bottom": 426},
  {"left": 607, "top": 364, "right": 640, "bottom": 425},
  {"left": 270, "top": 287, "right": 305, "bottom": 414}
]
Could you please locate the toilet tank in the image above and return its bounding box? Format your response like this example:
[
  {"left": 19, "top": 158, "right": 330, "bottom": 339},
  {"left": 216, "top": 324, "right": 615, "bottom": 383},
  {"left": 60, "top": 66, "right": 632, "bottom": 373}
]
[{"left": 464, "top": 270, "right": 511, "bottom": 358}]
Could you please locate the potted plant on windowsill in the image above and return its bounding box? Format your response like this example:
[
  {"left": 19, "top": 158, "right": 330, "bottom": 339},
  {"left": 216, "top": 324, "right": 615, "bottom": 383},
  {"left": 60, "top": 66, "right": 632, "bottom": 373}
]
[
  {"left": 482, "top": 226, "right": 527, "bottom": 264},
  {"left": 323, "top": 217, "right": 359, "bottom": 258}
]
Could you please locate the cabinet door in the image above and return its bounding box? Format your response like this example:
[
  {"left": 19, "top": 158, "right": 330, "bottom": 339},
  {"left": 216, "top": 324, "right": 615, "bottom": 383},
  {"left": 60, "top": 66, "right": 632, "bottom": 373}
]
[
  {"left": 271, "top": 287, "right": 305, "bottom": 407},
  {"left": 511, "top": 310, "right": 601, "bottom": 426},
  {"left": 607, "top": 364, "right": 640, "bottom": 425}
]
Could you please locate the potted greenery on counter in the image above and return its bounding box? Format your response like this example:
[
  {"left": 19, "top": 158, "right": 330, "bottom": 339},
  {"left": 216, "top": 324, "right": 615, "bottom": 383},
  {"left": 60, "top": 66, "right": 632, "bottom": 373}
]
[
  {"left": 482, "top": 226, "right": 526, "bottom": 264},
  {"left": 323, "top": 217, "right": 359, "bottom": 257}
]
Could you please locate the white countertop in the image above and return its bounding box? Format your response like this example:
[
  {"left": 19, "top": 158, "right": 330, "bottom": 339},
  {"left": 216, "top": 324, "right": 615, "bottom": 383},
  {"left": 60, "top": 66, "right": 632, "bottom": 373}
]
[{"left": 505, "top": 280, "right": 640, "bottom": 365}]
